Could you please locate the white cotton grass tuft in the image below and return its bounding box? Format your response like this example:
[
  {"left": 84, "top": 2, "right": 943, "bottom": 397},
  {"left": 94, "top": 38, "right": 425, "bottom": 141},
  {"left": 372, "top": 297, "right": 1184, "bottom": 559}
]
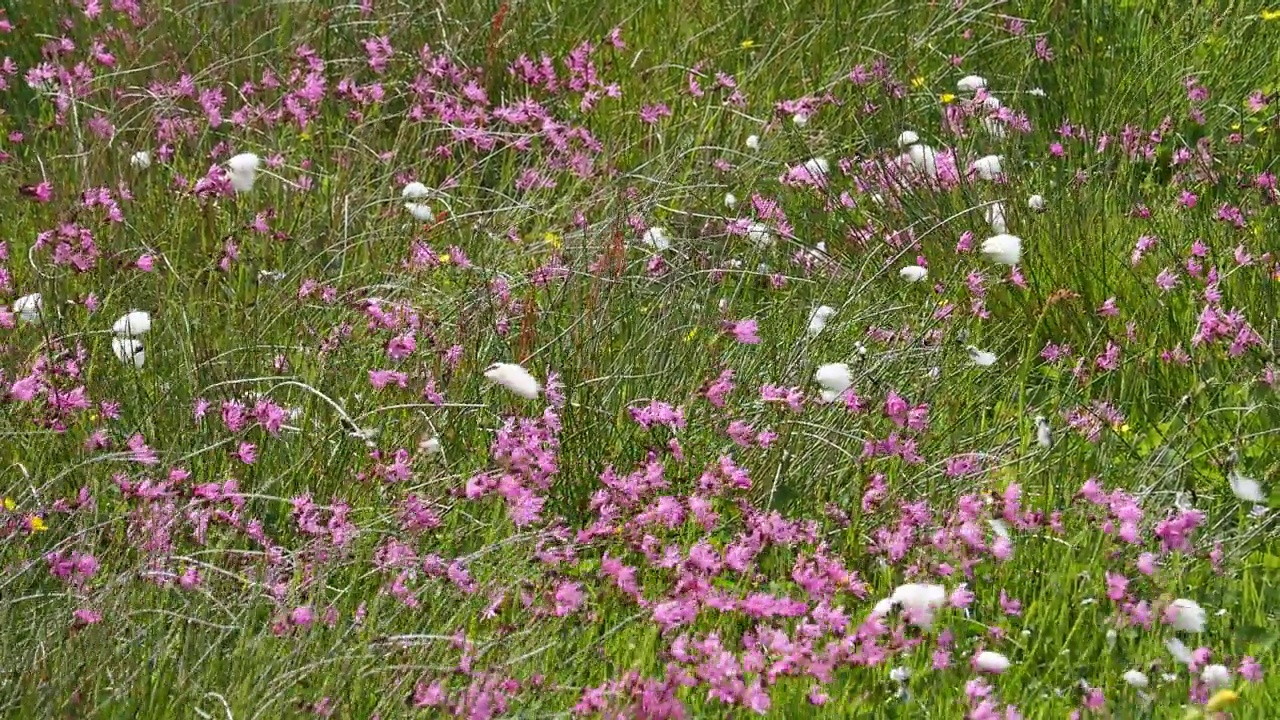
[
  {"left": 870, "top": 583, "right": 947, "bottom": 629},
  {"left": 899, "top": 265, "right": 928, "bottom": 282},
  {"left": 967, "top": 345, "right": 998, "bottom": 367},
  {"left": 15, "top": 293, "right": 42, "bottom": 324},
  {"left": 484, "top": 362, "right": 540, "bottom": 400},
  {"left": 792, "top": 112, "right": 809, "bottom": 126},
  {"left": 724, "top": 193, "right": 737, "bottom": 209},
  {"left": 972, "top": 154, "right": 1004, "bottom": 181},
  {"left": 226, "top": 152, "right": 261, "bottom": 193},
  {"left": 745, "top": 134, "right": 761, "bottom": 150},
  {"left": 803, "top": 157, "right": 830, "bottom": 177},
  {"left": 1034, "top": 415, "right": 1053, "bottom": 449},
  {"left": 906, "top": 143, "right": 939, "bottom": 179},
  {"left": 1228, "top": 470, "right": 1265, "bottom": 503},
  {"left": 889, "top": 667, "right": 911, "bottom": 683},
  {"left": 641, "top": 227, "right": 671, "bottom": 252},
  {"left": 807, "top": 305, "right": 836, "bottom": 337},
  {"left": 985, "top": 202, "right": 1008, "bottom": 234},
  {"left": 418, "top": 434, "right": 443, "bottom": 454},
  {"left": 1166, "top": 637, "right": 1194, "bottom": 665},
  {"left": 112, "top": 310, "right": 152, "bottom": 337},
  {"left": 981, "top": 234, "right": 1022, "bottom": 265},
  {"left": 1201, "top": 664, "right": 1231, "bottom": 690},
  {"left": 813, "top": 363, "right": 852, "bottom": 403},
  {"left": 112, "top": 337, "right": 145, "bottom": 369},
  {"left": 956, "top": 75, "right": 987, "bottom": 92},
  {"left": 745, "top": 222, "right": 774, "bottom": 249},
  {"left": 130, "top": 150, "right": 152, "bottom": 170},
  {"left": 1122, "top": 669, "right": 1149, "bottom": 688},
  {"left": 1028, "top": 194, "right": 1046, "bottom": 212},
  {"left": 897, "top": 130, "right": 920, "bottom": 148},
  {"left": 1168, "top": 598, "right": 1206, "bottom": 633},
  {"left": 401, "top": 182, "right": 435, "bottom": 222},
  {"left": 973, "top": 651, "right": 1011, "bottom": 674}
]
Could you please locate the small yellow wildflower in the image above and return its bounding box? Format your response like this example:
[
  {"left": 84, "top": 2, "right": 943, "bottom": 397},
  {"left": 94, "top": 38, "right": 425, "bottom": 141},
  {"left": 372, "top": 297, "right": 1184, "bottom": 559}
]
[
  {"left": 1257, "top": 125, "right": 1269, "bottom": 134},
  {"left": 910, "top": 76, "right": 926, "bottom": 89},
  {"left": 1262, "top": 9, "right": 1280, "bottom": 21},
  {"left": 684, "top": 328, "right": 698, "bottom": 342},
  {"left": 1206, "top": 689, "right": 1240, "bottom": 712},
  {"left": 1231, "top": 123, "right": 1242, "bottom": 131},
  {"left": 543, "top": 231, "right": 562, "bottom": 250},
  {"left": 3, "top": 497, "right": 15, "bottom": 511},
  {"left": 29, "top": 515, "right": 48, "bottom": 532},
  {"left": 940, "top": 93, "right": 956, "bottom": 104},
  {"left": 1119, "top": 423, "right": 1132, "bottom": 434},
  {"left": 739, "top": 39, "right": 755, "bottom": 49}
]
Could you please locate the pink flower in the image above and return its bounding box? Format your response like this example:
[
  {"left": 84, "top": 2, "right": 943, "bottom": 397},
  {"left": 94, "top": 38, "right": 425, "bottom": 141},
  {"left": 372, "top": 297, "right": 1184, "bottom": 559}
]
[{"left": 726, "top": 318, "right": 761, "bottom": 344}]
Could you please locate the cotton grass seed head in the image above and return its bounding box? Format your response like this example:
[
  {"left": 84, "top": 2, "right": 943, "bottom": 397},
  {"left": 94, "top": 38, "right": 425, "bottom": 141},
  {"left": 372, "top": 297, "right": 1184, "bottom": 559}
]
[
  {"left": 112, "top": 310, "right": 152, "bottom": 337},
  {"left": 981, "top": 234, "right": 1022, "bottom": 265},
  {"left": 484, "top": 362, "right": 541, "bottom": 400}
]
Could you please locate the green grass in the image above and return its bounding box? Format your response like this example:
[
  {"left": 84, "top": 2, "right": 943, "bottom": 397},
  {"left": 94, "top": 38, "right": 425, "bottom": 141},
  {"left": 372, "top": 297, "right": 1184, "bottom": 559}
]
[{"left": 1, "top": 0, "right": 1278, "bottom": 718}]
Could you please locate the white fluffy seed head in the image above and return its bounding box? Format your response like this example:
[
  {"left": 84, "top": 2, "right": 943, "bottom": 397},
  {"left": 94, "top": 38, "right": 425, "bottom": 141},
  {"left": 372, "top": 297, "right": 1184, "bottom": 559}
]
[
  {"left": 899, "top": 265, "right": 928, "bottom": 282},
  {"left": 745, "top": 222, "right": 774, "bottom": 249},
  {"left": 112, "top": 337, "right": 146, "bottom": 368},
  {"left": 745, "top": 134, "right": 760, "bottom": 150},
  {"left": 401, "top": 182, "right": 434, "bottom": 221},
  {"left": 974, "top": 651, "right": 1011, "bottom": 674},
  {"left": 896, "top": 130, "right": 920, "bottom": 148},
  {"left": 803, "top": 157, "right": 829, "bottom": 176},
  {"left": 807, "top": 305, "right": 836, "bottom": 336},
  {"left": 906, "top": 144, "right": 939, "bottom": 178},
  {"left": 956, "top": 75, "right": 987, "bottom": 92},
  {"left": 1028, "top": 194, "right": 1046, "bottom": 211},
  {"left": 642, "top": 227, "right": 671, "bottom": 252},
  {"left": 1200, "top": 664, "right": 1231, "bottom": 690},
  {"left": 226, "top": 153, "right": 260, "bottom": 193},
  {"left": 112, "top": 310, "right": 152, "bottom": 337},
  {"left": 792, "top": 112, "right": 809, "bottom": 126},
  {"left": 1228, "top": 470, "right": 1265, "bottom": 503},
  {"left": 981, "top": 234, "right": 1022, "bottom": 265},
  {"left": 130, "top": 150, "right": 152, "bottom": 170},
  {"left": 972, "top": 154, "right": 1004, "bottom": 181},
  {"left": 1169, "top": 598, "right": 1206, "bottom": 633},
  {"left": 985, "top": 202, "right": 1008, "bottom": 233},
  {"left": 724, "top": 193, "right": 737, "bottom": 209},
  {"left": 967, "top": 345, "right": 998, "bottom": 367},
  {"left": 401, "top": 182, "right": 430, "bottom": 200},
  {"left": 15, "top": 293, "right": 42, "bottom": 324},
  {"left": 227, "top": 153, "right": 260, "bottom": 173},
  {"left": 1122, "top": 669, "right": 1149, "bottom": 688},
  {"left": 484, "top": 362, "right": 540, "bottom": 400},
  {"left": 813, "top": 362, "right": 852, "bottom": 402}
]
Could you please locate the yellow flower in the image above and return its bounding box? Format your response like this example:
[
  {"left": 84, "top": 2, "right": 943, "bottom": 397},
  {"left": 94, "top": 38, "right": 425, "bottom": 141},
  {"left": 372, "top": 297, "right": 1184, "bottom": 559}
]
[
  {"left": 29, "top": 515, "right": 48, "bottom": 532},
  {"left": 1257, "top": 125, "right": 1269, "bottom": 134},
  {"left": 739, "top": 39, "right": 755, "bottom": 49},
  {"left": 684, "top": 328, "right": 698, "bottom": 342},
  {"left": 940, "top": 93, "right": 956, "bottom": 104},
  {"left": 1231, "top": 122, "right": 1242, "bottom": 130},
  {"left": 910, "top": 76, "right": 926, "bottom": 89},
  {"left": 543, "top": 231, "right": 562, "bottom": 250},
  {"left": 439, "top": 253, "right": 452, "bottom": 265},
  {"left": 1206, "top": 689, "right": 1240, "bottom": 712},
  {"left": 2, "top": 497, "right": 14, "bottom": 511},
  {"left": 1119, "top": 423, "right": 1132, "bottom": 434},
  {"left": 1262, "top": 9, "right": 1280, "bottom": 20}
]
